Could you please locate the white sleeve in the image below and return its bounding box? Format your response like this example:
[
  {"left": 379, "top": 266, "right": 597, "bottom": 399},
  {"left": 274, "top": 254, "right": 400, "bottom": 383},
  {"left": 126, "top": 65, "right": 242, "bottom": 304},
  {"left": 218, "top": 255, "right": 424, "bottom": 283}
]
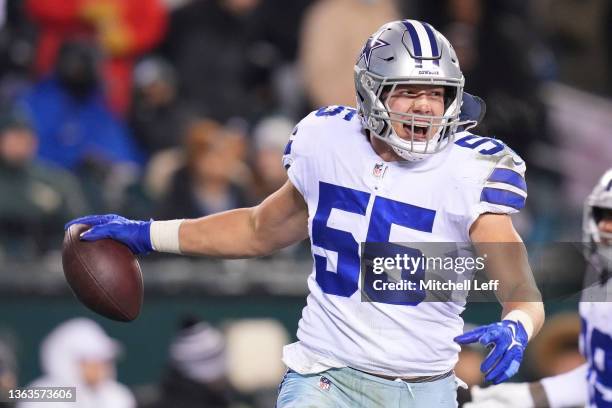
[
  {"left": 282, "top": 115, "right": 317, "bottom": 198},
  {"left": 283, "top": 135, "right": 308, "bottom": 198},
  {"left": 540, "top": 363, "right": 588, "bottom": 408}
]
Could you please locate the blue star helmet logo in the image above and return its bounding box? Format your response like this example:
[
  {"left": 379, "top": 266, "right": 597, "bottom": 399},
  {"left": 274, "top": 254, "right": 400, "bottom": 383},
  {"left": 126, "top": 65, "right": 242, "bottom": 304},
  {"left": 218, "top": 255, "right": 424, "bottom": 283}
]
[{"left": 358, "top": 35, "right": 390, "bottom": 69}]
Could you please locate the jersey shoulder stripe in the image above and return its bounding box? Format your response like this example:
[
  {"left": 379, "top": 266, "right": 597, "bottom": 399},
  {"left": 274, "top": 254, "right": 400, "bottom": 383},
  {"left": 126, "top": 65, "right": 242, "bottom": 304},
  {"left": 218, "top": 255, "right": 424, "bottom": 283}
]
[
  {"left": 453, "top": 132, "right": 527, "bottom": 212},
  {"left": 487, "top": 168, "right": 527, "bottom": 192},
  {"left": 480, "top": 188, "right": 526, "bottom": 210}
]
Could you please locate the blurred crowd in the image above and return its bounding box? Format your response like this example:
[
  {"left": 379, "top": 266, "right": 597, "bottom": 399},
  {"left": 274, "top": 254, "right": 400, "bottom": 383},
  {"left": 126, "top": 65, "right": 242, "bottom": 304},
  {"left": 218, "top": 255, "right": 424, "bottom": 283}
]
[
  {"left": 0, "top": 316, "right": 290, "bottom": 408},
  {"left": 0, "top": 0, "right": 610, "bottom": 261},
  {"left": 0, "top": 312, "right": 587, "bottom": 408}
]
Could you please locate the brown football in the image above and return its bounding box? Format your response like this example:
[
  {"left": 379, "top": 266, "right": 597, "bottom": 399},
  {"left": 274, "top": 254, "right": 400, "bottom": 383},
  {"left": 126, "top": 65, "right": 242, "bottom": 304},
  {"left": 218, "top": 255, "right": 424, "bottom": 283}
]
[{"left": 62, "top": 223, "right": 143, "bottom": 321}]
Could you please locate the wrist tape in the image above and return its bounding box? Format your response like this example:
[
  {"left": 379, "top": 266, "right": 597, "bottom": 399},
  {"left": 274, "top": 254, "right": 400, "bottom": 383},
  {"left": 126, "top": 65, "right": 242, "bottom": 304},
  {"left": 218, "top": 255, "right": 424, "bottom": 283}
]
[{"left": 150, "top": 219, "right": 184, "bottom": 254}]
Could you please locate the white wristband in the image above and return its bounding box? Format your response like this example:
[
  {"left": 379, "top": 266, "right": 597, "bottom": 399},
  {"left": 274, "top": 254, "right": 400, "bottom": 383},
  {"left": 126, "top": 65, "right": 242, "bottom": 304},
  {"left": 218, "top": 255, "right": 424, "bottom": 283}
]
[
  {"left": 150, "top": 219, "right": 184, "bottom": 254},
  {"left": 503, "top": 309, "right": 534, "bottom": 340}
]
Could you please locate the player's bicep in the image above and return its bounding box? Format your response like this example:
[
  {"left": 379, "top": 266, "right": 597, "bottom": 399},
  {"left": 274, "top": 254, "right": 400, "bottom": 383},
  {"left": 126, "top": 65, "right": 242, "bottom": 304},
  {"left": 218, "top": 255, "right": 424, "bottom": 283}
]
[
  {"left": 252, "top": 179, "right": 309, "bottom": 251},
  {"left": 469, "top": 213, "right": 521, "bottom": 243}
]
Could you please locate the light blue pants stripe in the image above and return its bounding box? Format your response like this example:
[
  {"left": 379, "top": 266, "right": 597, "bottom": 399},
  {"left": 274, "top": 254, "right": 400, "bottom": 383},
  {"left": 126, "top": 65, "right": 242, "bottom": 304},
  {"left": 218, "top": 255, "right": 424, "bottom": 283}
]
[{"left": 276, "top": 367, "right": 458, "bottom": 408}]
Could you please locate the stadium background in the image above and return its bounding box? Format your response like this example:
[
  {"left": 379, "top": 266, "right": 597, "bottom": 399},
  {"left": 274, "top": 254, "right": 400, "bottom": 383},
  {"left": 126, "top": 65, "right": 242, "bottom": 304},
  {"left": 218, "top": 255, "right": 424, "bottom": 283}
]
[{"left": 0, "top": 0, "right": 610, "bottom": 406}]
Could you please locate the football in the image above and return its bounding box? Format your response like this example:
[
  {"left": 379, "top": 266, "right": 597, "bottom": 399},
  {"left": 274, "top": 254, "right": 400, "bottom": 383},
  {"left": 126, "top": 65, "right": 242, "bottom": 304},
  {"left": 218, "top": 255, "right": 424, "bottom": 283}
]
[{"left": 62, "top": 223, "right": 143, "bottom": 321}]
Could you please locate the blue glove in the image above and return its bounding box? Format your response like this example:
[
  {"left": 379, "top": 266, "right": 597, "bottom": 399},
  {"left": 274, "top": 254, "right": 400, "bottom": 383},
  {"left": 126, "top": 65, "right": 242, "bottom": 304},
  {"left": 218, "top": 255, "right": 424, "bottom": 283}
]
[
  {"left": 64, "top": 214, "right": 153, "bottom": 255},
  {"left": 454, "top": 320, "right": 528, "bottom": 384}
]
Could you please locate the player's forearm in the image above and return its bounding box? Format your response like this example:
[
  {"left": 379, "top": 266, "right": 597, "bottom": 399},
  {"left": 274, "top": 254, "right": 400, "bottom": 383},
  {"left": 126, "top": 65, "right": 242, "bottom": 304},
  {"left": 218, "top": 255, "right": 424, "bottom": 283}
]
[
  {"left": 151, "top": 181, "right": 309, "bottom": 259},
  {"left": 492, "top": 253, "right": 544, "bottom": 339},
  {"left": 150, "top": 208, "right": 271, "bottom": 258},
  {"left": 176, "top": 208, "right": 273, "bottom": 258},
  {"left": 469, "top": 214, "right": 545, "bottom": 338}
]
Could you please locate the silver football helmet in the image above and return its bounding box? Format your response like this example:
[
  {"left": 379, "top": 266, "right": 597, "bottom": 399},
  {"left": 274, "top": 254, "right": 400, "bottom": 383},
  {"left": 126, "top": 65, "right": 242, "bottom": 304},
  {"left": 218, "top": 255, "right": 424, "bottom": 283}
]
[
  {"left": 583, "top": 168, "right": 612, "bottom": 274},
  {"left": 354, "top": 20, "right": 475, "bottom": 161}
]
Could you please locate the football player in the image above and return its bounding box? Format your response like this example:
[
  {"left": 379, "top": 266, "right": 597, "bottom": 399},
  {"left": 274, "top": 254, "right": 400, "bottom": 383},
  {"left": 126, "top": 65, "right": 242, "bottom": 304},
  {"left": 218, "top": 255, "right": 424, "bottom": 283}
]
[
  {"left": 465, "top": 168, "right": 612, "bottom": 408},
  {"left": 66, "top": 20, "right": 544, "bottom": 407}
]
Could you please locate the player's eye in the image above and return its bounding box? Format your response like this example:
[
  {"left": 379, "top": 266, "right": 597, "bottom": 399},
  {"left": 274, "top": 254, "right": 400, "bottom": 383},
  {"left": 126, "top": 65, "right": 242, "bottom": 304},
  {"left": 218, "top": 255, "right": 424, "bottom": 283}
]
[{"left": 396, "top": 90, "right": 417, "bottom": 97}]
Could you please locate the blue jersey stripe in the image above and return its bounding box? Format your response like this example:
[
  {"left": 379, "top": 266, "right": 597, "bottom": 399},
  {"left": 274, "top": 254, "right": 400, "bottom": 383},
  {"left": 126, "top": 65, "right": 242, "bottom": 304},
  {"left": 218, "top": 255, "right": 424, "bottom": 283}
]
[
  {"left": 488, "top": 168, "right": 527, "bottom": 192},
  {"left": 481, "top": 188, "right": 526, "bottom": 210},
  {"left": 283, "top": 140, "right": 293, "bottom": 155},
  {"left": 402, "top": 20, "right": 422, "bottom": 58}
]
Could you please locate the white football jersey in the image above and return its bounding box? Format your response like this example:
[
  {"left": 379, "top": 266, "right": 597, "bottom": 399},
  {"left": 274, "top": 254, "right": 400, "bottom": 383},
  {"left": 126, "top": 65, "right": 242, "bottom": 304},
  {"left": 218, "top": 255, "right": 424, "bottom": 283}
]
[
  {"left": 580, "top": 275, "right": 612, "bottom": 407},
  {"left": 282, "top": 106, "right": 527, "bottom": 376}
]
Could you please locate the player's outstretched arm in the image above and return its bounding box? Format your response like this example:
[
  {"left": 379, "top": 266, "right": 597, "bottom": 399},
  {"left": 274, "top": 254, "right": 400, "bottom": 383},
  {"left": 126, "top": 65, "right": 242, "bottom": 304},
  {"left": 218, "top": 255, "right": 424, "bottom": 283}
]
[
  {"left": 179, "top": 179, "right": 309, "bottom": 257},
  {"left": 454, "top": 213, "right": 545, "bottom": 384},
  {"left": 65, "top": 180, "right": 309, "bottom": 258}
]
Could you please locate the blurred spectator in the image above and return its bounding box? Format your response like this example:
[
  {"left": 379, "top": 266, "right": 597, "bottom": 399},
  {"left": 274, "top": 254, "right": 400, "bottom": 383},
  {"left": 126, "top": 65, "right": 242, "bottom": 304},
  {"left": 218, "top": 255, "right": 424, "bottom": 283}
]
[
  {"left": 129, "top": 56, "right": 193, "bottom": 156},
  {"left": 19, "top": 40, "right": 143, "bottom": 171},
  {"left": 25, "top": 0, "right": 167, "bottom": 115},
  {"left": 224, "top": 319, "right": 289, "bottom": 406},
  {"left": 241, "top": 0, "right": 313, "bottom": 120},
  {"left": 143, "top": 147, "right": 184, "bottom": 203},
  {"left": 536, "top": 0, "right": 612, "bottom": 96},
  {"left": 161, "top": 0, "right": 274, "bottom": 121},
  {"left": 299, "top": 0, "right": 398, "bottom": 108},
  {"left": 0, "top": 339, "right": 17, "bottom": 408},
  {"left": 0, "top": 108, "right": 88, "bottom": 259},
  {"left": 17, "top": 318, "right": 135, "bottom": 408},
  {"left": 0, "top": 0, "right": 35, "bottom": 109},
  {"left": 138, "top": 317, "right": 231, "bottom": 408},
  {"left": 155, "top": 118, "right": 251, "bottom": 219},
  {"left": 542, "top": 83, "right": 612, "bottom": 218},
  {"left": 18, "top": 40, "right": 144, "bottom": 213},
  {"left": 249, "top": 115, "right": 291, "bottom": 202}
]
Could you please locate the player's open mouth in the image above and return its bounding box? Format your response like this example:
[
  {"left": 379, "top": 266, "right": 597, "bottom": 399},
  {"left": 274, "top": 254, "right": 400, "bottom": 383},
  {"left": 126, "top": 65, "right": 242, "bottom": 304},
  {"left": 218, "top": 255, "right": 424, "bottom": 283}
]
[{"left": 403, "top": 124, "right": 430, "bottom": 141}]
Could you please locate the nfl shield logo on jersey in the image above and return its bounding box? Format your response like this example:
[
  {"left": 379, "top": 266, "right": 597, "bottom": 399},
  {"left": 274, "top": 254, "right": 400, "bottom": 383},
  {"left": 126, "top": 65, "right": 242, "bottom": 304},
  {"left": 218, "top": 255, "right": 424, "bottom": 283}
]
[
  {"left": 373, "top": 162, "right": 386, "bottom": 178},
  {"left": 318, "top": 376, "right": 331, "bottom": 391}
]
